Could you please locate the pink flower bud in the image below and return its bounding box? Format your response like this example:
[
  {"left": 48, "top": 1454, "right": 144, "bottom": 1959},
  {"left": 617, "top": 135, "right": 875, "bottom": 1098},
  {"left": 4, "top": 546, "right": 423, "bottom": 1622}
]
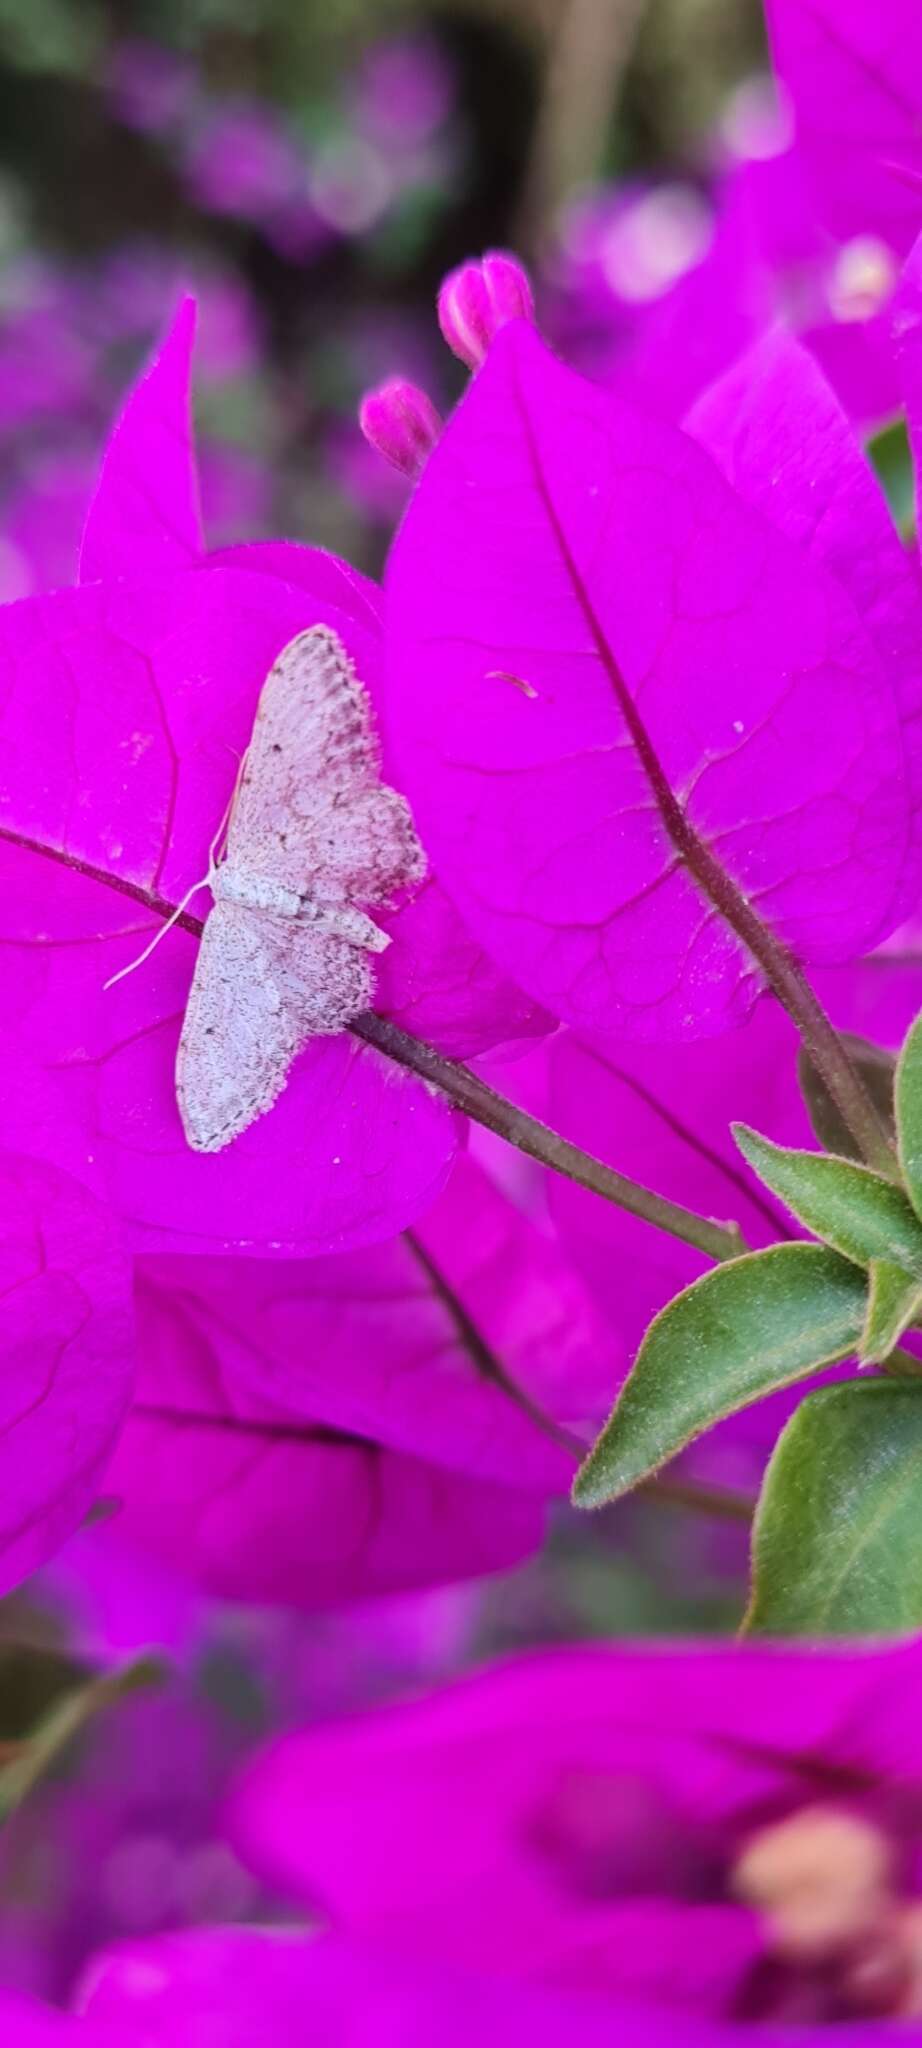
[
  {"left": 437, "top": 251, "right": 535, "bottom": 371},
  {"left": 358, "top": 378, "right": 442, "bottom": 479}
]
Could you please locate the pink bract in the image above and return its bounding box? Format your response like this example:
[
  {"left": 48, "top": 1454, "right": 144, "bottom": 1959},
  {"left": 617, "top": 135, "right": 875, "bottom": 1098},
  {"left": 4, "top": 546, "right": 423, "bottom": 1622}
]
[
  {"left": 687, "top": 326, "right": 922, "bottom": 920},
  {"left": 104, "top": 1254, "right": 544, "bottom": 1605},
  {"left": 79, "top": 295, "right": 204, "bottom": 583},
  {"left": 385, "top": 320, "right": 910, "bottom": 1044}
]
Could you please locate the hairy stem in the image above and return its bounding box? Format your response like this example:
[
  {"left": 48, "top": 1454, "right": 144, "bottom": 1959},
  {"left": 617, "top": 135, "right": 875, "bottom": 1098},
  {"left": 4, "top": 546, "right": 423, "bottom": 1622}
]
[
  {"left": 679, "top": 844, "right": 898, "bottom": 1180},
  {"left": 354, "top": 1013, "right": 744, "bottom": 1262}
]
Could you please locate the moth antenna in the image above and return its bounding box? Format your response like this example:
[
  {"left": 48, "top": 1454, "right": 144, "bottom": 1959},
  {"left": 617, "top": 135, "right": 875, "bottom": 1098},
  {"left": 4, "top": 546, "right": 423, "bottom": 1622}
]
[
  {"left": 102, "top": 873, "right": 211, "bottom": 990},
  {"left": 103, "top": 775, "right": 243, "bottom": 992}
]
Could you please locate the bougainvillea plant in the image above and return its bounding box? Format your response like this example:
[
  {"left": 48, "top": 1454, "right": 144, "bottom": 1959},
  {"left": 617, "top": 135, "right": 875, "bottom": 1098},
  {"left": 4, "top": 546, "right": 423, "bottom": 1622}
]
[{"left": 4, "top": 0, "right": 922, "bottom": 1740}]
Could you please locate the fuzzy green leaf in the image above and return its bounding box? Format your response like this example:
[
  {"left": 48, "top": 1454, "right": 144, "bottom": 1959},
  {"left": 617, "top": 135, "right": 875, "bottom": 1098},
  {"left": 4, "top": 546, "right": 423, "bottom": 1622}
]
[
  {"left": 572, "top": 1244, "right": 866, "bottom": 1509},
  {"left": 860, "top": 1259, "right": 922, "bottom": 1365},
  {"left": 733, "top": 1124, "right": 922, "bottom": 1272},
  {"left": 746, "top": 1381, "right": 922, "bottom": 1637},
  {"left": 896, "top": 1010, "right": 922, "bottom": 1228},
  {"left": 798, "top": 1035, "right": 896, "bottom": 1163}
]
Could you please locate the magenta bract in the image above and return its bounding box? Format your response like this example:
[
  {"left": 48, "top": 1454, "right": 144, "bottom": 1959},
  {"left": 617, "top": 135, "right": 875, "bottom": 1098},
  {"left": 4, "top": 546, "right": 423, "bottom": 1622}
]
[
  {"left": 79, "top": 295, "right": 204, "bottom": 583},
  {"left": 104, "top": 1257, "right": 544, "bottom": 1604},
  {"left": 386, "top": 320, "right": 909, "bottom": 1044},
  {"left": 687, "top": 327, "right": 922, "bottom": 921}
]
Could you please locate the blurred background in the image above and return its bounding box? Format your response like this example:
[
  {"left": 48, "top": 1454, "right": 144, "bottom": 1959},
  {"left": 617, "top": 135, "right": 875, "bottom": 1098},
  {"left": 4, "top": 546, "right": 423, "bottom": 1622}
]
[
  {"left": 0, "top": 0, "right": 768, "bottom": 593},
  {"left": 0, "top": 0, "right": 826, "bottom": 2006}
]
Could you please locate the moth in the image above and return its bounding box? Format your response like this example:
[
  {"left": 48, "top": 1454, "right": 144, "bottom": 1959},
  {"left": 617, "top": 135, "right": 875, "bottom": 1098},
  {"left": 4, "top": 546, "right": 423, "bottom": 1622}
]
[{"left": 175, "top": 625, "right": 424, "bottom": 1152}]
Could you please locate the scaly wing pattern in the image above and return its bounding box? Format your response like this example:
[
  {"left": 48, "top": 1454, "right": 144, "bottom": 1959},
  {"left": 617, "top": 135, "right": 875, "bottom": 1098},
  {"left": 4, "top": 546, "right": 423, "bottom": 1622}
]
[
  {"left": 176, "top": 901, "right": 374, "bottom": 1153},
  {"left": 226, "top": 626, "right": 424, "bottom": 905}
]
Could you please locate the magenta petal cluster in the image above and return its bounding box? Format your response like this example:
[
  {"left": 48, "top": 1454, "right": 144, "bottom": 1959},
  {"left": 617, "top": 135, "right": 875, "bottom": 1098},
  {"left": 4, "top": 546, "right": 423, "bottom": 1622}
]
[{"left": 386, "top": 318, "right": 911, "bottom": 1043}]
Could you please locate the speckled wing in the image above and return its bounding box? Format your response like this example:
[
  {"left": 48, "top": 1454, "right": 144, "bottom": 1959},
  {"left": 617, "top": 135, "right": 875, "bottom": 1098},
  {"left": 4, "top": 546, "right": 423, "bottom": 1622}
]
[
  {"left": 176, "top": 902, "right": 374, "bottom": 1153},
  {"left": 226, "top": 625, "right": 424, "bottom": 906}
]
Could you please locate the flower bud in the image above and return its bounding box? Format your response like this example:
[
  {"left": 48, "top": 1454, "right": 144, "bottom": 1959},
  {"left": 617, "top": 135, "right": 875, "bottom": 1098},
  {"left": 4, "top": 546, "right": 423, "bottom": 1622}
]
[
  {"left": 358, "top": 377, "right": 442, "bottom": 479},
  {"left": 437, "top": 251, "right": 535, "bottom": 371}
]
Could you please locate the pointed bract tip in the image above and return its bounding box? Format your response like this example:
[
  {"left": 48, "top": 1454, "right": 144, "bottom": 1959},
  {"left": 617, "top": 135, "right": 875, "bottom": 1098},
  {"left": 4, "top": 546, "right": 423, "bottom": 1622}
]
[
  {"left": 359, "top": 377, "right": 443, "bottom": 479},
  {"left": 437, "top": 250, "right": 535, "bottom": 371}
]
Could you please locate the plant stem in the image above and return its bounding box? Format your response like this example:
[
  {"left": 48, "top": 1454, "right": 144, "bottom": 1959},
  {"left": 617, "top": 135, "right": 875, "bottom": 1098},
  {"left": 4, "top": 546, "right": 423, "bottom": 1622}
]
[
  {"left": 682, "top": 854, "right": 898, "bottom": 1180},
  {"left": 353, "top": 1013, "right": 744, "bottom": 1262},
  {"left": 640, "top": 1474, "right": 753, "bottom": 1523}
]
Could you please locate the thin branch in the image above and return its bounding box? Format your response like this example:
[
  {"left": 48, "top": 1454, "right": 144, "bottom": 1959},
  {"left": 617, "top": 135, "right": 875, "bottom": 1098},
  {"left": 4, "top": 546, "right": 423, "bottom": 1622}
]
[{"left": 355, "top": 1013, "right": 744, "bottom": 1263}]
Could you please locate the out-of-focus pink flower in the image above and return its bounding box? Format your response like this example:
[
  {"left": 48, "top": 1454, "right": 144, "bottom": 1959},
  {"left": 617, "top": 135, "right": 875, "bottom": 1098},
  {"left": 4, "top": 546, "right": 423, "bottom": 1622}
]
[
  {"left": 350, "top": 34, "right": 455, "bottom": 149},
  {"left": 182, "top": 102, "right": 307, "bottom": 225},
  {"left": 544, "top": 59, "right": 906, "bottom": 430},
  {"left": 105, "top": 39, "right": 196, "bottom": 137},
  {"left": 766, "top": 0, "right": 922, "bottom": 259},
  {"left": 230, "top": 1641, "right": 922, "bottom": 2029}
]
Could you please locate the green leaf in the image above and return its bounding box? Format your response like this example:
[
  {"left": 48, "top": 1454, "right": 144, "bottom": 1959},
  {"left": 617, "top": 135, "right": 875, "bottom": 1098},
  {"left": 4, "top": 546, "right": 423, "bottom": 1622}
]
[
  {"left": 867, "top": 416, "right": 916, "bottom": 541},
  {"left": 896, "top": 1010, "right": 922, "bottom": 1226},
  {"left": 572, "top": 1244, "right": 866, "bottom": 1509},
  {"left": 732, "top": 1124, "right": 922, "bottom": 1271},
  {"left": 860, "top": 1259, "right": 922, "bottom": 1364},
  {"left": 0, "top": 1653, "right": 166, "bottom": 1822},
  {"left": 798, "top": 1034, "right": 896, "bottom": 1163},
  {"left": 746, "top": 1381, "right": 922, "bottom": 1637}
]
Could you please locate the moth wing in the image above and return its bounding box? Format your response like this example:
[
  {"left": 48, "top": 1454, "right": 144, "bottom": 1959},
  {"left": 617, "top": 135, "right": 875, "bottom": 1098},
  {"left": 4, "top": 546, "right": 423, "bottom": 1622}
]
[
  {"left": 176, "top": 902, "right": 374, "bottom": 1154},
  {"left": 226, "top": 626, "right": 424, "bottom": 905}
]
